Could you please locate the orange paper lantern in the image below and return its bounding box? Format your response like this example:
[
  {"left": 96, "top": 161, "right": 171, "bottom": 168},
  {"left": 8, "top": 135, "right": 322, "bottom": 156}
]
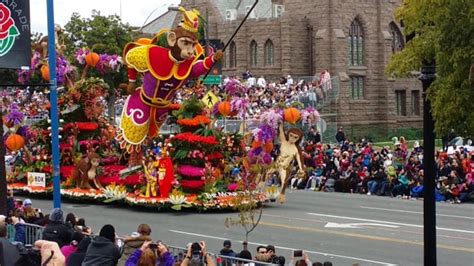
[
  {"left": 264, "top": 141, "right": 274, "bottom": 153},
  {"left": 6, "top": 134, "right": 25, "bottom": 151},
  {"left": 40, "top": 65, "right": 50, "bottom": 81},
  {"left": 85, "top": 52, "right": 100, "bottom": 67},
  {"left": 251, "top": 140, "right": 262, "bottom": 149},
  {"left": 284, "top": 107, "right": 301, "bottom": 125},
  {"left": 218, "top": 101, "right": 232, "bottom": 116}
]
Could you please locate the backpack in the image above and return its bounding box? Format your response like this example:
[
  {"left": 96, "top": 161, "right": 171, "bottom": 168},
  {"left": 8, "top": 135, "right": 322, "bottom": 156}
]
[
  {"left": 41, "top": 228, "right": 62, "bottom": 246},
  {"left": 14, "top": 243, "right": 42, "bottom": 266}
]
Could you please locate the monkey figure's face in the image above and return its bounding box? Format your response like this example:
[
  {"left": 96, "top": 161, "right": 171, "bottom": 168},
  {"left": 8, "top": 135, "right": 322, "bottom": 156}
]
[
  {"left": 167, "top": 31, "right": 197, "bottom": 61},
  {"left": 288, "top": 132, "right": 301, "bottom": 144},
  {"left": 176, "top": 37, "right": 196, "bottom": 60},
  {"left": 91, "top": 158, "right": 100, "bottom": 167}
]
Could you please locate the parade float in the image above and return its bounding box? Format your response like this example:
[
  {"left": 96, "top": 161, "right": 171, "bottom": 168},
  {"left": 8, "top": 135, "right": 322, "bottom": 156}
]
[{"left": 4, "top": 7, "right": 319, "bottom": 210}]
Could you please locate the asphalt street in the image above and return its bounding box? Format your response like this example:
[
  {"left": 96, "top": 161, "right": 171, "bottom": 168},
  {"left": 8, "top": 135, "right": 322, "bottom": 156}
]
[{"left": 22, "top": 190, "right": 474, "bottom": 266}]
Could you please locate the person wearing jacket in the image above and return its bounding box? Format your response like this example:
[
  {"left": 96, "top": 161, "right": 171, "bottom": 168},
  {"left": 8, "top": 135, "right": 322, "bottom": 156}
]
[
  {"left": 0, "top": 222, "right": 21, "bottom": 266},
  {"left": 118, "top": 224, "right": 152, "bottom": 266},
  {"left": 125, "top": 240, "right": 174, "bottom": 266},
  {"left": 66, "top": 236, "right": 91, "bottom": 266},
  {"left": 61, "top": 231, "right": 84, "bottom": 261},
  {"left": 82, "top": 224, "right": 121, "bottom": 266},
  {"left": 34, "top": 240, "right": 66, "bottom": 266},
  {"left": 42, "top": 208, "right": 74, "bottom": 247}
]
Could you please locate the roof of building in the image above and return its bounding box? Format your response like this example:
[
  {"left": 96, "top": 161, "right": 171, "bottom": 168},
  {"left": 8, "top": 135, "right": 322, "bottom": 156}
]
[
  {"left": 140, "top": 0, "right": 275, "bottom": 35},
  {"left": 141, "top": 10, "right": 178, "bottom": 35},
  {"left": 213, "top": 0, "right": 273, "bottom": 19}
]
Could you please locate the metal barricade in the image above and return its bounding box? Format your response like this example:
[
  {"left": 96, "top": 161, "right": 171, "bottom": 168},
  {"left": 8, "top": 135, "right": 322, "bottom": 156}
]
[
  {"left": 213, "top": 254, "right": 279, "bottom": 266},
  {"left": 6, "top": 222, "right": 44, "bottom": 245},
  {"left": 23, "top": 223, "right": 44, "bottom": 245}
]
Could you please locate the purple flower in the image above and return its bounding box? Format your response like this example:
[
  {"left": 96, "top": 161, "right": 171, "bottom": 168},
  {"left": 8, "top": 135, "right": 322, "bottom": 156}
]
[{"left": 6, "top": 104, "right": 24, "bottom": 126}]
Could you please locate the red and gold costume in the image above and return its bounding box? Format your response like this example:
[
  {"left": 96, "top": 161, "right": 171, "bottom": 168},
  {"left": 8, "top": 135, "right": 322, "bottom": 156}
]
[{"left": 117, "top": 8, "right": 215, "bottom": 152}]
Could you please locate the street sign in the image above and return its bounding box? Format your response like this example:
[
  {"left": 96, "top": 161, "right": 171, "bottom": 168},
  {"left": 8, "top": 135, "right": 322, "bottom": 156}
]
[
  {"left": 202, "top": 75, "right": 222, "bottom": 85},
  {"left": 201, "top": 90, "right": 219, "bottom": 108}
]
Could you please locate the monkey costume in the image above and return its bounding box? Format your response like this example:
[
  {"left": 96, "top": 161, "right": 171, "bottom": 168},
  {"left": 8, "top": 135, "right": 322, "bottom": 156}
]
[{"left": 117, "top": 7, "right": 220, "bottom": 153}]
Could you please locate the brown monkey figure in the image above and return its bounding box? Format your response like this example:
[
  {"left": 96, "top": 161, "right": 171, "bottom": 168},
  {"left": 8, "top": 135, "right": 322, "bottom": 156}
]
[{"left": 72, "top": 153, "right": 103, "bottom": 190}]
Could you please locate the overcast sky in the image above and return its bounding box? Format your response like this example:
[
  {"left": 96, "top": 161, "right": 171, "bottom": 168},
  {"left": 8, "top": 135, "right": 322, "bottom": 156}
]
[{"left": 30, "top": 0, "right": 181, "bottom": 34}]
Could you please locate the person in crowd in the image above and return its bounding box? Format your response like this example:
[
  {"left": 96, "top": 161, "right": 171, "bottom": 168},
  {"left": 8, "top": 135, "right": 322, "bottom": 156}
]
[
  {"left": 61, "top": 231, "right": 85, "bottom": 261},
  {"left": 367, "top": 168, "right": 387, "bottom": 196},
  {"left": 22, "top": 204, "right": 43, "bottom": 224},
  {"left": 289, "top": 251, "right": 312, "bottom": 266},
  {"left": 266, "top": 245, "right": 285, "bottom": 266},
  {"left": 35, "top": 239, "right": 66, "bottom": 265},
  {"left": 65, "top": 212, "right": 78, "bottom": 229},
  {"left": 392, "top": 169, "right": 409, "bottom": 197},
  {"left": 219, "top": 239, "right": 237, "bottom": 266},
  {"left": 82, "top": 224, "right": 121, "bottom": 266},
  {"left": 6, "top": 189, "right": 15, "bottom": 216},
  {"left": 42, "top": 208, "right": 74, "bottom": 247},
  {"left": 335, "top": 127, "right": 345, "bottom": 146},
  {"left": 125, "top": 239, "right": 174, "bottom": 266},
  {"left": 119, "top": 224, "right": 153, "bottom": 266},
  {"left": 67, "top": 236, "right": 92, "bottom": 266},
  {"left": 0, "top": 221, "right": 21, "bottom": 265},
  {"left": 181, "top": 241, "right": 215, "bottom": 266}
]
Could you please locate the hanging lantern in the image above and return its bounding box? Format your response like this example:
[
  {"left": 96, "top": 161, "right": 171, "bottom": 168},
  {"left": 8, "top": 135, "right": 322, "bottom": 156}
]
[
  {"left": 251, "top": 140, "right": 262, "bottom": 149},
  {"left": 284, "top": 107, "right": 301, "bottom": 125},
  {"left": 40, "top": 65, "right": 50, "bottom": 81},
  {"left": 264, "top": 141, "right": 273, "bottom": 153},
  {"left": 218, "top": 101, "right": 232, "bottom": 116},
  {"left": 85, "top": 52, "right": 100, "bottom": 67},
  {"left": 6, "top": 134, "right": 25, "bottom": 151}
]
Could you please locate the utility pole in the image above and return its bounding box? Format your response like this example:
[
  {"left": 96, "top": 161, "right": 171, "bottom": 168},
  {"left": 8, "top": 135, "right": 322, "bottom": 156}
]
[{"left": 419, "top": 64, "right": 437, "bottom": 266}]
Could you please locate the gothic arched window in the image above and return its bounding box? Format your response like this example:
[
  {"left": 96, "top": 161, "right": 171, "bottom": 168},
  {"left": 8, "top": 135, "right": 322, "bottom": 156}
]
[
  {"left": 250, "top": 40, "right": 257, "bottom": 67},
  {"left": 264, "top": 39, "right": 274, "bottom": 66},
  {"left": 348, "top": 19, "right": 364, "bottom": 66},
  {"left": 389, "top": 22, "right": 405, "bottom": 54}
]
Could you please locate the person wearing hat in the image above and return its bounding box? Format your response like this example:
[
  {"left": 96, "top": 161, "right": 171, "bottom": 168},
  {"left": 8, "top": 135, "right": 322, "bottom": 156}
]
[
  {"left": 82, "top": 224, "right": 121, "bottom": 266},
  {"left": 42, "top": 208, "right": 74, "bottom": 247},
  {"left": 219, "top": 239, "right": 237, "bottom": 265}
]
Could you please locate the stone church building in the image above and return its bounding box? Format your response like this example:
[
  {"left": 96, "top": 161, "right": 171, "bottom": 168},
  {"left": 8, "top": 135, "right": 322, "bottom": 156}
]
[{"left": 143, "top": 0, "right": 422, "bottom": 140}]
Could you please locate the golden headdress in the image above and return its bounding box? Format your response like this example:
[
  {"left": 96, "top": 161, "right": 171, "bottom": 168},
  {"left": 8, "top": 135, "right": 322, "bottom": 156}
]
[{"left": 177, "top": 6, "right": 200, "bottom": 33}]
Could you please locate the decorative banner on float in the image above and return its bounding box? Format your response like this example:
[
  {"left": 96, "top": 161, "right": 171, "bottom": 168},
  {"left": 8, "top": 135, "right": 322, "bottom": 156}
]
[
  {"left": 0, "top": 1, "right": 31, "bottom": 68},
  {"left": 27, "top": 172, "right": 46, "bottom": 187}
]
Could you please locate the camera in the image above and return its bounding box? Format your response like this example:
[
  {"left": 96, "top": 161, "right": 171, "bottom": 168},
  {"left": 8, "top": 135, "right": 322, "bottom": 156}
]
[
  {"left": 293, "top": 250, "right": 303, "bottom": 257},
  {"left": 148, "top": 243, "right": 158, "bottom": 250},
  {"left": 191, "top": 242, "right": 202, "bottom": 259}
]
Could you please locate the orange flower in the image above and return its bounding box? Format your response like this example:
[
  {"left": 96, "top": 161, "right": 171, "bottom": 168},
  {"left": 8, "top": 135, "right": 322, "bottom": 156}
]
[{"left": 177, "top": 115, "right": 211, "bottom": 127}]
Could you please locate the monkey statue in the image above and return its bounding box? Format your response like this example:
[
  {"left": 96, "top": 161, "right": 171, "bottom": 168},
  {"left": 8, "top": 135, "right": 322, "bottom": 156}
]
[
  {"left": 266, "top": 123, "right": 305, "bottom": 203},
  {"left": 72, "top": 153, "right": 103, "bottom": 190},
  {"left": 116, "top": 7, "right": 223, "bottom": 153},
  {"left": 142, "top": 155, "right": 158, "bottom": 198}
]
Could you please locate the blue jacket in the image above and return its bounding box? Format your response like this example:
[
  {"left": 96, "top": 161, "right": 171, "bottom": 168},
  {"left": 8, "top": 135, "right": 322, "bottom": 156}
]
[
  {"left": 14, "top": 223, "right": 26, "bottom": 244},
  {"left": 125, "top": 249, "right": 175, "bottom": 266}
]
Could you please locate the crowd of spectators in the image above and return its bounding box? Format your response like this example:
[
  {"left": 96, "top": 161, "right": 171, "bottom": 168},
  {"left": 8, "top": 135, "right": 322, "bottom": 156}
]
[
  {"left": 281, "top": 127, "right": 474, "bottom": 204},
  {"left": 1, "top": 201, "right": 337, "bottom": 266}
]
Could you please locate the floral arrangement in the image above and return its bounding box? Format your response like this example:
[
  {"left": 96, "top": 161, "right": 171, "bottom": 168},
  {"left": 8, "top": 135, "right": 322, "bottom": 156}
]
[
  {"left": 75, "top": 48, "right": 123, "bottom": 73},
  {"left": 173, "top": 132, "right": 219, "bottom": 145},
  {"left": 259, "top": 109, "right": 283, "bottom": 128},
  {"left": 176, "top": 115, "right": 211, "bottom": 127},
  {"left": 102, "top": 183, "right": 128, "bottom": 202},
  {"left": 5, "top": 103, "right": 25, "bottom": 127},
  {"left": 176, "top": 165, "right": 205, "bottom": 177},
  {"left": 300, "top": 107, "right": 320, "bottom": 125}
]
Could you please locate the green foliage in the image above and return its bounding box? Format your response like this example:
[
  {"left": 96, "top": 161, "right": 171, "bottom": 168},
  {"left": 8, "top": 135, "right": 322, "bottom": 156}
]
[
  {"left": 386, "top": 0, "right": 474, "bottom": 137},
  {"left": 63, "top": 10, "right": 134, "bottom": 57},
  {"left": 172, "top": 96, "right": 205, "bottom": 119}
]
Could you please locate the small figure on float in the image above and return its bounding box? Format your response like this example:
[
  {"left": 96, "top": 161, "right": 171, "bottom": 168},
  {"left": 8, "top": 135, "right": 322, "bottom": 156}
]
[
  {"left": 117, "top": 7, "right": 223, "bottom": 153},
  {"left": 142, "top": 154, "right": 158, "bottom": 198},
  {"left": 268, "top": 122, "right": 305, "bottom": 203}
]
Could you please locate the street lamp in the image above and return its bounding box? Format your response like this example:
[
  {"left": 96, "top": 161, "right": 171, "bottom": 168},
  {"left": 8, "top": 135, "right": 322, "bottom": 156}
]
[{"left": 419, "top": 63, "right": 437, "bottom": 266}]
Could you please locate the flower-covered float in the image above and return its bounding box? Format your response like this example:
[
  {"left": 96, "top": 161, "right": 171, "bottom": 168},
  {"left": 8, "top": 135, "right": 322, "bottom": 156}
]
[{"left": 4, "top": 9, "right": 320, "bottom": 210}]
